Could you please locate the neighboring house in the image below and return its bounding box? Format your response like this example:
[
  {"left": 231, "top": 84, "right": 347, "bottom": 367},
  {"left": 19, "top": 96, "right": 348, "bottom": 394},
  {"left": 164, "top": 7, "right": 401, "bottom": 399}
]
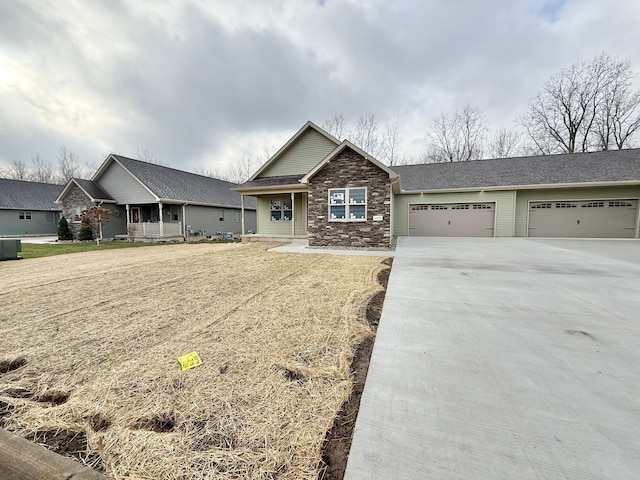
[
  {"left": 0, "top": 178, "right": 62, "bottom": 236},
  {"left": 234, "top": 121, "right": 640, "bottom": 246},
  {"left": 56, "top": 155, "right": 256, "bottom": 241}
]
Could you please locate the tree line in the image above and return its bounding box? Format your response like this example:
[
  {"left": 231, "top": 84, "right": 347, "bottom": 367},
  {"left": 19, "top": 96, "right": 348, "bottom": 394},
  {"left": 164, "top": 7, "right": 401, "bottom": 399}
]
[
  {"left": 325, "top": 53, "right": 640, "bottom": 164},
  {"left": 3, "top": 53, "right": 639, "bottom": 184}
]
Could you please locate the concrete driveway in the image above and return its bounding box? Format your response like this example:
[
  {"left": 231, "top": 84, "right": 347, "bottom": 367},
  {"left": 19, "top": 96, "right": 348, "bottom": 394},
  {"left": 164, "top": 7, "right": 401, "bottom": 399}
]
[{"left": 345, "top": 237, "right": 640, "bottom": 480}]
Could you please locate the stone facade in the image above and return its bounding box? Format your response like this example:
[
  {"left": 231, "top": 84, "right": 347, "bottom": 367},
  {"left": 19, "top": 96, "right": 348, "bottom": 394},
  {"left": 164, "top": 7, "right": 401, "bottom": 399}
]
[
  {"left": 307, "top": 147, "right": 391, "bottom": 248},
  {"left": 60, "top": 184, "right": 94, "bottom": 239}
]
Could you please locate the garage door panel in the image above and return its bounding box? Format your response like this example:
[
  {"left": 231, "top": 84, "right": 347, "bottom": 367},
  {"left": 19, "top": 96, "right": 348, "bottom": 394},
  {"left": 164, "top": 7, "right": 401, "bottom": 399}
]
[
  {"left": 409, "top": 203, "right": 495, "bottom": 237},
  {"left": 528, "top": 200, "right": 637, "bottom": 238}
]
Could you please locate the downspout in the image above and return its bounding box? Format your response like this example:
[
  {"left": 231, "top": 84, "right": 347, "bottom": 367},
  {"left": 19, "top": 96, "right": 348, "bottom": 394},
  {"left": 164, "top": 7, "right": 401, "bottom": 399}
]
[
  {"left": 241, "top": 194, "right": 245, "bottom": 236},
  {"left": 182, "top": 203, "right": 188, "bottom": 241}
]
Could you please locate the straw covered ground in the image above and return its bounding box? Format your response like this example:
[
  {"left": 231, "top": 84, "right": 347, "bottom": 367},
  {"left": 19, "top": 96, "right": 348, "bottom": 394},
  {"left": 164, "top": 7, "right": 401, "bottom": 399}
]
[{"left": 0, "top": 242, "right": 388, "bottom": 479}]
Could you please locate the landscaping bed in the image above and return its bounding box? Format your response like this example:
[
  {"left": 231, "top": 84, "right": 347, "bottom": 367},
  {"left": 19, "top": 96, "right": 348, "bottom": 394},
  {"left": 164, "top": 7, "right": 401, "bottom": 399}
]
[{"left": 0, "top": 243, "right": 390, "bottom": 479}]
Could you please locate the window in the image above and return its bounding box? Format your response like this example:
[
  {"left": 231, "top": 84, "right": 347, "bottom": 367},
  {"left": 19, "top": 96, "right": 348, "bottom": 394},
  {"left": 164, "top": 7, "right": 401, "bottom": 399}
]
[
  {"left": 18, "top": 211, "right": 32, "bottom": 220},
  {"left": 329, "top": 188, "right": 366, "bottom": 221},
  {"left": 531, "top": 203, "right": 551, "bottom": 209},
  {"left": 555, "top": 202, "right": 577, "bottom": 208},
  {"left": 46, "top": 212, "right": 57, "bottom": 223},
  {"left": 451, "top": 204, "right": 470, "bottom": 210},
  {"left": 270, "top": 198, "right": 292, "bottom": 221},
  {"left": 581, "top": 201, "right": 603, "bottom": 208},
  {"left": 219, "top": 209, "right": 225, "bottom": 222},
  {"left": 431, "top": 205, "right": 447, "bottom": 210},
  {"left": 170, "top": 206, "right": 179, "bottom": 221},
  {"left": 235, "top": 211, "right": 241, "bottom": 222},
  {"left": 609, "top": 201, "right": 633, "bottom": 208},
  {"left": 473, "top": 204, "right": 492, "bottom": 210}
]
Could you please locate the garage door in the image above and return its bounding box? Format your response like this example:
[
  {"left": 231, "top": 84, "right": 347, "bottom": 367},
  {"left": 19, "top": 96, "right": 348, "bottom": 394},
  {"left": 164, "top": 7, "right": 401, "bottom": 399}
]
[
  {"left": 409, "top": 203, "right": 495, "bottom": 237},
  {"left": 528, "top": 199, "right": 637, "bottom": 238}
]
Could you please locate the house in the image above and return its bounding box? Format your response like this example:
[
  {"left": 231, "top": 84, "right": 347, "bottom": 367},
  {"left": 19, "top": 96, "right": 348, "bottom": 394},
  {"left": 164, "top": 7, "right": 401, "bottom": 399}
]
[
  {"left": 56, "top": 155, "right": 256, "bottom": 241},
  {"left": 233, "top": 121, "right": 640, "bottom": 245},
  {"left": 0, "top": 178, "right": 62, "bottom": 236}
]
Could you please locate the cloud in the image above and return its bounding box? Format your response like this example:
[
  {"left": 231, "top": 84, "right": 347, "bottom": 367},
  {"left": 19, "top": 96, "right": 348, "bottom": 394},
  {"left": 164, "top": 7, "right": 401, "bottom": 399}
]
[{"left": 1, "top": 0, "right": 640, "bottom": 177}]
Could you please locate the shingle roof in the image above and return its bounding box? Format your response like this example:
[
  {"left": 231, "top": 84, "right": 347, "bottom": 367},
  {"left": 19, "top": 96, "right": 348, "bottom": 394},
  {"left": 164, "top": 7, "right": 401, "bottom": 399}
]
[
  {"left": 109, "top": 155, "right": 256, "bottom": 208},
  {"left": 0, "top": 178, "right": 63, "bottom": 210},
  {"left": 391, "top": 149, "right": 640, "bottom": 191},
  {"left": 73, "top": 179, "right": 115, "bottom": 201},
  {"left": 237, "top": 174, "right": 305, "bottom": 189}
]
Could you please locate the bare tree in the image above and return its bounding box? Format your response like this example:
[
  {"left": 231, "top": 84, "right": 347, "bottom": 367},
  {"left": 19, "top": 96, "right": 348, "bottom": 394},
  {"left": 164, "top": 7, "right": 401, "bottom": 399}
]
[
  {"left": 352, "top": 114, "right": 380, "bottom": 156},
  {"left": 425, "top": 105, "right": 488, "bottom": 162},
  {"left": 379, "top": 115, "right": 404, "bottom": 165},
  {"left": 593, "top": 57, "right": 640, "bottom": 149},
  {"left": 136, "top": 148, "right": 166, "bottom": 165},
  {"left": 323, "top": 113, "right": 349, "bottom": 140},
  {"left": 520, "top": 53, "right": 640, "bottom": 153},
  {"left": 31, "top": 155, "right": 56, "bottom": 183},
  {"left": 57, "top": 147, "right": 82, "bottom": 182},
  {"left": 225, "top": 151, "right": 259, "bottom": 184},
  {"left": 5, "top": 160, "right": 31, "bottom": 180},
  {"left": 487, "top": 128, "right": 522, "bottom": 158}
]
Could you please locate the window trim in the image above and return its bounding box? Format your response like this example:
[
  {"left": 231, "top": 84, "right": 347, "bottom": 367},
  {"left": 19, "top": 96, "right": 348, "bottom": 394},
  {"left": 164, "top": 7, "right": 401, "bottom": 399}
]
[
  {"left": 269, "top": 197, "right": 293, "bottom": 222},
  {"left": 328, "top": 187, "right": 367, "bottom": 222},
  {"left": 18, "top": 211, "right": 32, "bottom": 221}
]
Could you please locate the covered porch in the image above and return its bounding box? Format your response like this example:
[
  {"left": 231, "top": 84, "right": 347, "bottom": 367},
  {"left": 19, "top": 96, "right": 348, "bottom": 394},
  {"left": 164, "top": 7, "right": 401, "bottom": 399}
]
[
  {"left": 116, "top": 202, "right": 186, "bottom": 241},
  {"left": 235, "top": 179, "right": 309, "bottom": 242}
]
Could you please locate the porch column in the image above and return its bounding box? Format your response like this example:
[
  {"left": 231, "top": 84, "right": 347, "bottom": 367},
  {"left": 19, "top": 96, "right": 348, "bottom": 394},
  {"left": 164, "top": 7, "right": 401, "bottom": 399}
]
[
  {"left": 291, "top": 192, "right": 295, "bottom": 237},
  {"left": 241, "top": 194, "right": 245, "bottom": 235},
  {"left": 158, "top": 202, "right": 164, "bottom": 236},
  {"left": 126, "top": 204, "right": 130, "bottom": 227}
]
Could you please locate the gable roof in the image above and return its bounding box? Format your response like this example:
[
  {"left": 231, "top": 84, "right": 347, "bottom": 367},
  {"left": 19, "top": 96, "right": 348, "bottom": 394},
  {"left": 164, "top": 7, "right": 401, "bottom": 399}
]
[
  {"left": 0, "top": 178, "right": 63, "bottom": 210},
  {"left": 300, "top": 140, "right": 398, "bottom": 183},
  {"left": 392, "top": 149, "right": 640, "bottom": 192},
  {"left": 55, "top": 178, "right": 116, "bottom": 203},
  {"left": 248, "top": 121, "right": 340, "bottom": 181},
  {"left": 93, "top": 155, "right": 255, "bottom": 209}
]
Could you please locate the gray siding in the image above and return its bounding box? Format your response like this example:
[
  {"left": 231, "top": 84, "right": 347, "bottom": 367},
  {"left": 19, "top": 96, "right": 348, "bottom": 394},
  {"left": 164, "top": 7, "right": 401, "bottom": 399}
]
[
  {"left": 184, "top": 205, "right": 249, "bottom": 236},
  {"left": 260, "top": 129, "right": 337, "bottom": 177},
  {"left": 101, "top": 205, "right": 127, "bottom": 240},
  {"left": 98, "top": 162, "right": 156, "bottom": 204},
  {"left": 394, "top": 191, "right": 516, "bottom": 237},
  {"left": 0, "top": 209, "right": 59, "bottom": 236}
]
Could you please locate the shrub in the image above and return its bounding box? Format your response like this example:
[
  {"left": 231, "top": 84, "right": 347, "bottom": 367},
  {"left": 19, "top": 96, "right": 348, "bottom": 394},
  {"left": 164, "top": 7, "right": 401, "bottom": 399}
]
[
  {"left": 78, "top": 219, "right": 94, "bottom": 241},
  {"left": 57, "top": 216, "right": 73, "bottom": 240}
]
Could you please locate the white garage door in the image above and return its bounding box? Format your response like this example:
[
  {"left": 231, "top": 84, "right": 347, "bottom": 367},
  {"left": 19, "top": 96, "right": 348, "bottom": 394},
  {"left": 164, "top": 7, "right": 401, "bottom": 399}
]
[
  {"left": 408, "top": 203, "right": 495, "bottom": 237},
  {"left": 528, "top": 199, "right": 637, "bottom": 238}
]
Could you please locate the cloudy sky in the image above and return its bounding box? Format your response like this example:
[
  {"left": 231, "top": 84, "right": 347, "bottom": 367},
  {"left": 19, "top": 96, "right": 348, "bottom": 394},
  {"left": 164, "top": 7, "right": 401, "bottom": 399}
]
[{"left": 1, "top": 0, "right": 640, "bottom": 178}]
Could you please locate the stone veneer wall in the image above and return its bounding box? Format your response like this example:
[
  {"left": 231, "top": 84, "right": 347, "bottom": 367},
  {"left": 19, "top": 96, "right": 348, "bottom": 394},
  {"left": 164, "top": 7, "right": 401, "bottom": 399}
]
[
  {"left": 61, "top": 184, "right": 93, "bottom": 239},
  {"left": 307, "top": 147, "right": 391, "bottom": 248}
]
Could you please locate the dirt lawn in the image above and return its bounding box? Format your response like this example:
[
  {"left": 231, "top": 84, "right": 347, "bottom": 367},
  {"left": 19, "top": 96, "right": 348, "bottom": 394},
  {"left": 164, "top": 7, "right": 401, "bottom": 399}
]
[{"left": 0, "top": 242, "right": 389, "bottom": 479}]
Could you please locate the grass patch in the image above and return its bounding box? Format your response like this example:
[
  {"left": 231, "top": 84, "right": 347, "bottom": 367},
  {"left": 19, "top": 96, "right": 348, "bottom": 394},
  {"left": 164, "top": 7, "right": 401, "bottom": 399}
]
[{"left": 20, "top": 241, "right": 174, "bottom": 259}]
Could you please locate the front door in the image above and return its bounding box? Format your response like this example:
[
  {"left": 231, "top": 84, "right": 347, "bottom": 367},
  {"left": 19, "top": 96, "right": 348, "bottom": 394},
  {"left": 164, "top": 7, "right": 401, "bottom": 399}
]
[{"left": 131, "top": 207, "right": 141, "bottom": 223}]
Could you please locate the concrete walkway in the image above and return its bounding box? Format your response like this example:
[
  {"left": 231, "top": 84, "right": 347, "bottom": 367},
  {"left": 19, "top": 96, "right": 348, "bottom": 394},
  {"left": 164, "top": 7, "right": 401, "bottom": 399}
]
[
  {"left": 269, "top": 239, "right": 395, "bottom": 257},
  {"left": 345, "top": 237, "right": 640, "bottom": 480}
]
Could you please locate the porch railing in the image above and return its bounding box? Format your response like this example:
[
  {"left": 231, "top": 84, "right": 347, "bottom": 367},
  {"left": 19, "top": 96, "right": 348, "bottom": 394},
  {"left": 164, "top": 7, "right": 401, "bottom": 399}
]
[{"left": 128, "top": 222, "right": 182, "bottom": 237}]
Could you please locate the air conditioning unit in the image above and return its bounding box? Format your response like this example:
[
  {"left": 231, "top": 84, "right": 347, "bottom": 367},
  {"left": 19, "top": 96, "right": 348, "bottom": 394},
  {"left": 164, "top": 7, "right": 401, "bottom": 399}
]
[{"left": 0, "top": 239, "right": 22, "bottom": 260}]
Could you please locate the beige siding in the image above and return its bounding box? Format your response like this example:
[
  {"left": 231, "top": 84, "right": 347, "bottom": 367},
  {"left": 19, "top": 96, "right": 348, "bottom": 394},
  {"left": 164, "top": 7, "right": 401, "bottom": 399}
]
[
  {"left": 393, "top": 191, "right": 516, "bottom": 237},
  {"left": 515, "top": 186, "right": 640, "bottom": 237},
  {"left": 259, "top": 129, "right": 337, "bottom": 177},
  {"left": 255, "top": 194, "right": 305, "bottom": 235},
  {"left": 99, "top": 161, "right": 156, "bottom": 203}
]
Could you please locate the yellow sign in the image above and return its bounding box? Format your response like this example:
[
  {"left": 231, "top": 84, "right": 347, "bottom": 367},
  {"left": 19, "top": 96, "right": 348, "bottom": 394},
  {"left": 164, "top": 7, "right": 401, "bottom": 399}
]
[{"left": 177, "top": 351, "right": 202, "bottom": 371}]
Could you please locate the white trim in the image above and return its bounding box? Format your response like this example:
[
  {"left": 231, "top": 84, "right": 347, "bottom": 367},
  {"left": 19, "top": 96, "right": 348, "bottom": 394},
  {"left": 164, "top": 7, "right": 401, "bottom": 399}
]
[
  {"left": 301, "top": 140, "right": 398, "bottom": 184},
  {"left": 328, "top": 187, "right": 368, "bottom": 222}
]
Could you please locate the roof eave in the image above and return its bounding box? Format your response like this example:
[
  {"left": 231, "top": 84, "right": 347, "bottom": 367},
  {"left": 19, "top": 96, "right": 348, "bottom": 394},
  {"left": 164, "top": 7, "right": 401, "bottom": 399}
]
[
  {"left": 399, "top": 180, "right": 640, "bottom": 194},
  {"left": 156, "top": 198, "right": 256, "bottom": 210}
]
